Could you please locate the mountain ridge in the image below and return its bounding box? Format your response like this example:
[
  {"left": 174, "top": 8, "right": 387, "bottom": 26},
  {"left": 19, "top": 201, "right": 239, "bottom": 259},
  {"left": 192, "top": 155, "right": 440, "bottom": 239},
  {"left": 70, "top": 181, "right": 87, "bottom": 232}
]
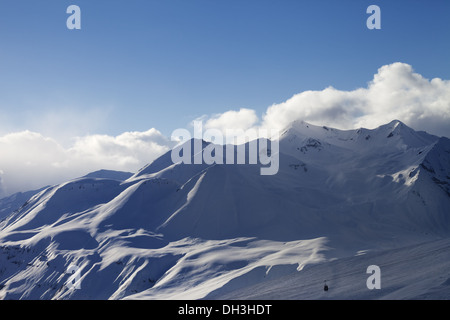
[{"left": 0, "top": 120, "right": 449, "bottom": 299}]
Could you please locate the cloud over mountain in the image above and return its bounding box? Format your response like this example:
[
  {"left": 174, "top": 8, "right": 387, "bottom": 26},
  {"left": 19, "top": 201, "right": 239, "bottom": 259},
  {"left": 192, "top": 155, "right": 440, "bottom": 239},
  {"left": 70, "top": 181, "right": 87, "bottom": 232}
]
[
  {"left": 1, "top": 62, "right": 449, "bottom": 197},
  {"left": 206, "top": 63, "right": 450, "bottom": 138},
  {"left": 0, "top": 129, "right": 171, "bottom": 197}
]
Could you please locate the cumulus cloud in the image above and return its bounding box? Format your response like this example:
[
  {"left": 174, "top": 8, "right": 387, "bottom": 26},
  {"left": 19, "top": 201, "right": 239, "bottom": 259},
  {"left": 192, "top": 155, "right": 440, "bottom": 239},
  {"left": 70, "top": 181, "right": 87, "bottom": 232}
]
[
  {"left": 202, "top": 108, "right": 259, "bottom": 133},
  {"left": 0, "top": 129, "right": 172, "bottom": 197},
  {"left": 199, "top": 63, "right": 450, "bottom": 139},
  {"left": 70, "top": 129, "right": 171, "bottom": 169},
  {"left": 261, "top": 62, "right": 450, "bottom": 137},
  {"left": 196, "top": 108, "right": 264, "bottom": 143}
]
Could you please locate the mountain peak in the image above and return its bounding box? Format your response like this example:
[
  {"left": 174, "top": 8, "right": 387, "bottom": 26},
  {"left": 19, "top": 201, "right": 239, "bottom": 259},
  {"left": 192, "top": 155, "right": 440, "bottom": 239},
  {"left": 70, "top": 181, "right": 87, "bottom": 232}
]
[
  {"left": 389, "top": 119, "right": 404, "bottom": 126},
  {"left": 379, "top": 119, "right": 407, "bottom": 132},
  {"left": 280, "top": 119, "right": 438, "bottom": 150}
]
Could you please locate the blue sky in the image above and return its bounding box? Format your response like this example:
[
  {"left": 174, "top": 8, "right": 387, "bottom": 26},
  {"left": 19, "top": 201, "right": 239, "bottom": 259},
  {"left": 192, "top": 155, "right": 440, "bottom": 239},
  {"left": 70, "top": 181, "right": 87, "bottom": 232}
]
[{"left": 0, "top": 0, "right": 449, "bottom": 139}]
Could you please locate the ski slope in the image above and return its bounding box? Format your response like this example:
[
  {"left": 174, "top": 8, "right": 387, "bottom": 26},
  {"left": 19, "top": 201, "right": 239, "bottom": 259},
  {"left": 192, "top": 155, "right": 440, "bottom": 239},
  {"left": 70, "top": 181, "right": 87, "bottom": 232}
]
[
  {"left": 0, "top": 120, "right": 449, "bottom": 300},
  {"left": 207, "top": 238, "right": 450, "bottom": 300}
]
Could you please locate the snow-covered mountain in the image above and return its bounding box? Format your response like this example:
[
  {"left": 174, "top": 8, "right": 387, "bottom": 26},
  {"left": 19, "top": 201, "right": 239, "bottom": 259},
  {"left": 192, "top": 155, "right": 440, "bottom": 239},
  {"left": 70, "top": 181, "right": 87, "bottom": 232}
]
[{"left": 0, "top": 120, "right": 449, "bottom": 300}]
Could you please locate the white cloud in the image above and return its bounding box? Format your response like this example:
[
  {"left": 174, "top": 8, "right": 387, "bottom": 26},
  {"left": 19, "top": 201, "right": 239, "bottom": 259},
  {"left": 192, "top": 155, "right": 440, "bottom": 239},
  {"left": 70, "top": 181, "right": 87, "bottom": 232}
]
[
  {"left": 196, "top": 108, "right": 262, "bottom": 143},
  {"left": 356, "top": 63, "right": 450, "bottom": 136},
  {"left": 195, "top": 63, "right": 450, "bottom": 139},
  {"left": 70, "top": 129, "right": 171, "bottom": 168},
  {"left": 0, "top": 129, "right": 171, "bottom": 198},
  {"left": 203, "top": 108, "right": 259, "bottom": 133},
  {"left": 261, "top": 86, "right": 367, "bottom": 132},
  {"left": 260, "top": 62, "right": 450, "bottom": 137}
]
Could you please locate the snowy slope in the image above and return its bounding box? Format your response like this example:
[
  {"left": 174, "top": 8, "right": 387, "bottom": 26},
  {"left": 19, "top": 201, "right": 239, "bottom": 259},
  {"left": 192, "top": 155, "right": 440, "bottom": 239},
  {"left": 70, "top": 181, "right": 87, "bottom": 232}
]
[
  {"left": 208, "top": 237, "right": 450, "bottom": 300},
  {"left": 83, "top": 169, "right": 133, "bottom": 181},
  {"left": 0, "top": 187, "right": 47, "bottom": 223},
  {"left": 0, "top": 120, "right": 449, "bottom": 300}
]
